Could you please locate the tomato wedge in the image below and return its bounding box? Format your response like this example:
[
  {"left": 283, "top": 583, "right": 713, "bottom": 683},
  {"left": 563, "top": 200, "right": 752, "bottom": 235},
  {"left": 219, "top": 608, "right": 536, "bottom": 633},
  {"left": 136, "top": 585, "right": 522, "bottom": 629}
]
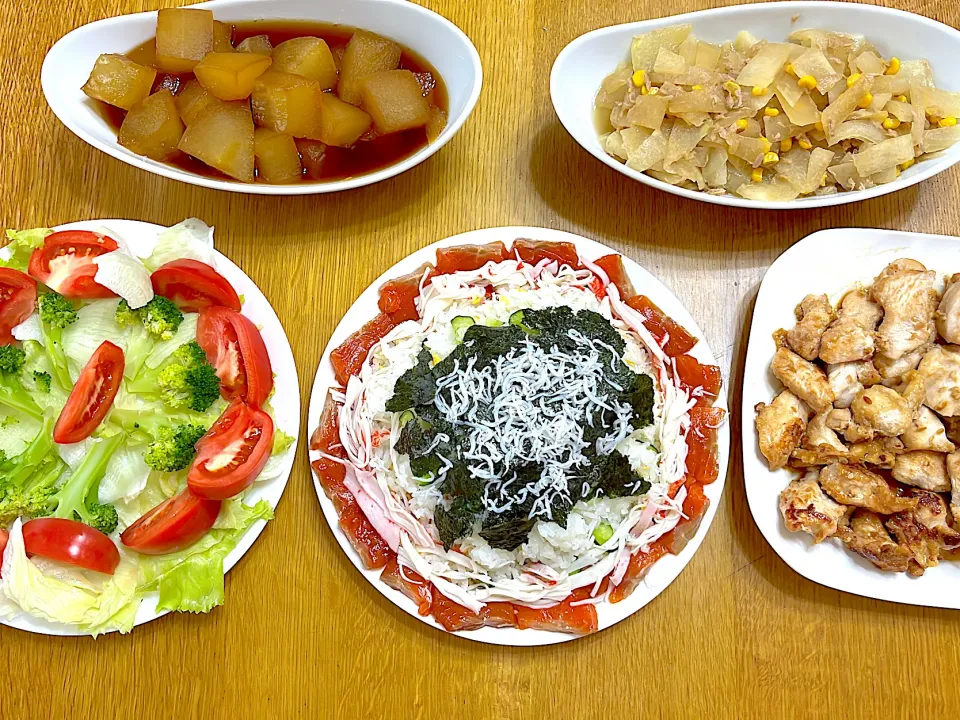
[
  {"left": 187, "top": 400, "right": 274, "bottom": 500},
  {"left": 329, "top": 312, "right": 397, "bottom": 387},
  {"left": 22, "top": 518, "right": 120, "bottom": 574},
  {"left": 0, "top": 528, "right": 7, "bottom": 577},
  {"left": 625, "top": 295, "right": 698, "bottom": 357},
  {"left": 685, "top": 406, "right": 726, "bottom": 485},
  {"left": 0, "top": 268, "right": 37, "bottom": 345},
  {"left": 53, "top": 340, "right": 124, "bottom": 444},
  {"left": 121, "top": 489, "right": 222, "bottom": 555},
  {"left": 196, "top": 306, "right": 273, "bottom": 406},
  {"left": 674, "top": 354, "right": 723, "bottom": 407},
  {"left": 27, "top": 230, "right": 118, "bottom": 299},
  {"left": 434, "top": 242, "right": 509, "bottom": 275},
  {"left": 377, "top": 264, "right": 431, "bottom": 322},
  {"left": 594, "top": 254, "right": 636, "bottom": 299},
  {"left": 151, "top": 259, "right": 241, "bottom": 313},
  {"left": 512, "top": 239, "right": 581, "bottom": 269}
]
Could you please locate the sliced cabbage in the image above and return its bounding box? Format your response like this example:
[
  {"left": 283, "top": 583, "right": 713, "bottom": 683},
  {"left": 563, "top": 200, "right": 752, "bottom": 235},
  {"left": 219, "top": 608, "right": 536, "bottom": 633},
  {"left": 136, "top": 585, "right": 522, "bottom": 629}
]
[
  {"left": 630, "top": 25, "right": 692, "bottom": 72},
  {"left": 98, "top": 443, "right": 151, "bottom": 504},
  {"left": 626, "top": 95, "right": 669, "bottom": 129},
  {"left": 12, "top": 314, "right": 43, "bottom": 344},
  {"left": 831, "top": 120, "right": 889, "bottom": 145},
  {"left": 822, "top": 75, "right": 873, "bottom": 143},
  {"left": 736, "top": 43, "right": 793, "bottom": 89},
  {"left": 625, "top": 128, "right": 668, "bottom": 173},
  {"left": 0, "top": 228, "right": 51, "bottom": 272},
  {"left": 93, "top": 251, "right": 154, "bottom": 309},
  {"left": 790, "top": 48, "right": 842, "bottom": 94},
  {"left": 653, "top": 47, "right": 687, "bottom": 76},
  {"left": 143, "top": 218, "right": 216, "bottom": 272},
  {"left": 61, "top": 298, "right": 126, "bottom": 378},
  {"left": 923, "top": 126, "right": 960, "bottom": 154},
  {"left": 853, "top": 134, "right": 915, "bottom": 177},
  {"left": 695, "top": 41, "right": 721, "bottom": 70},
  {"left": 664, "top": 120, "right": 712, "bottom": 166},
  {"left": 143, "top": 312, "right": 199, "bottom": 370}
]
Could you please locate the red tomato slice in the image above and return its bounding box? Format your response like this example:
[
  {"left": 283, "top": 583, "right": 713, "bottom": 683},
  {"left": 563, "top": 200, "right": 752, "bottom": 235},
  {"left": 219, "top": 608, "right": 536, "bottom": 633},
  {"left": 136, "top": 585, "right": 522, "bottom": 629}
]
[
  {"left": 27, "top": 230, "right": 118, "bottom": 299},
  {"left": 594, "top": 254, "right": 636, "bottom": 299},
  {"left": 380, "top": 556, "right": 433, "bottom": 615},
  {"left": 121, "top": 489, "right": 222, "bottom": 555},
  {"left": 0, "top": 268, "right": 37, "bottom": 345},
  {"left": 329, "top": 313, "right": 397, "bottom": 387},
  {"left": 512, "top": 239, "right": 581, "bottom": 269},
  {"left": 660, "top": 483, "right": 711, "bottom": 555},
  {"left": 187, "top": 400, "right": 274, "bottom": 500},
  {"left": 609, "top": 544, "right": 669, "bottom": 603},
  {"left": 430, "top": 590, "right": 517, "bottom": 631},
  {"left": 0, "top": 528, "right": 7, "bottom": 577},
  {"left": 22, "top": 518, "right": 120, "bottom": 574},
  {"left": 151, "top": 259, "right": 241, "bottom": 313},
  {"left": 434, "top": 242, "right": 509, "bottom": 275},
  {"left": 53, "top": 340, "right": 124, "bottom": 444},
  {"left": 685, "top": 406, "right": 726, "bottom": 485},
  {"left": 625, "top": 295, "right": 698, "bottom": 357},
  {"left": 514, "top": 587, "right": 599, "bottom": 635},
  {"left": 674, "top": 354, "right": 723, "bottom": 407},
  {"left": 196, "top": 306, "right": 273, "bottom": 406},
  {"left": 377, "top": 264, "right": 431, "bottom": 322}
]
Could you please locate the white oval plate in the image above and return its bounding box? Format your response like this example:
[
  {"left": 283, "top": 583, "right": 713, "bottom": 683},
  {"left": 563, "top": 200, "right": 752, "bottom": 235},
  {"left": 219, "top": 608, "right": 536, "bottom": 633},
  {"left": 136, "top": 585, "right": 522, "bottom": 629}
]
[
  {"left": 551, "top": 1, "right": 960, "bottom": 210},
  {"left": 742, "top": 228, "right": 960, "bottom": 608},
  {"left": 1, "top": 219, "right": 300, "bottom": 635},
  {"left": 41, "top": 0, "right": 482, "bottom": 195},
  {"left": 308, "top": 227, "right": 730, "bottom": 645}
]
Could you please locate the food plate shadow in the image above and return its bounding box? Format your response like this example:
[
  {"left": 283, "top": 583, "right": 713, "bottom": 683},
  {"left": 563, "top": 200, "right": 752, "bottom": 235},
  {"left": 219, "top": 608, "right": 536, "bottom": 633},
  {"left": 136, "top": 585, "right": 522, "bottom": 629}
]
[{"left": 528, "top": 121, "right": 918, "bottom": 254}]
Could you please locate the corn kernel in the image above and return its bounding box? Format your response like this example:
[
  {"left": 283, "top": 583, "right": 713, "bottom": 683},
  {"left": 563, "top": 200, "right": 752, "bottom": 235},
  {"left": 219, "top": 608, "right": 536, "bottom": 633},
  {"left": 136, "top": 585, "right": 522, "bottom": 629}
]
[
  {"left": 857, "top": 93, "right": 874, "bottom": 109},
  {"left": 649, "top": 87, "right": 660, "bottom": 95},
  {"left": 735, "top": 118, "right": 749, "bottom": 130},
  {"left": 797, "top": 75, "right": 817, "bottom": 91},
  {"left": 762, "top": 152, "right": 780, "bottom": 165},
  {"left": 886, "top": 57, "right": 901, "bottom": 75},
  {"left": 820, "top": 174, "right": 827, "bottom": 187},
  {"left": 632, "top": 70, "right": 645, "bottom": 87},
  {"left": 798, "top": 138, "right": 813, "bottom": 150},
  {"left": 764, "top": 107, "right": 780, "bottom": 117},
  {"left": 882, "top": 117, "right": 901, "bottom": 130},
  {"left": 751, "top": 168, "right": 763, "bottom": 182},
  {"left": 760, "top": 137, "right": 772, "bottom": 152},
  {"left": 785, "top": 63, "right": 796, "bottom": 77},
  {"left": 751, "top": 86, "right": 768, "bottom": 96},
  {"left": 640, "top": 86, "right": 649, "bottom": 96},
  {"left": 723, "top": 81, "right": 740, "bottom": 94},
  {"left": 691, "top": 84, "right": 703, "bottom": 91},
  {"left": 846, "top": 73, "right": 863, "bottom": 88},
  {"left": 814, "top": 120, "right": 824, "bottom": 132},
  {"left": 781, "top": 136, "right": 793, "bottom": 152},
  {"left": 940, "top": 116, "right": 958, "bottom": 127},
  {"left": 431, "top": 352, "right": 442, "bottom": 365},
  {"left": 900, "top": 158, "right": 916, "bottom": 170},
  {"left": 896, "top": 94, "right": 907, "bottom": 103}
]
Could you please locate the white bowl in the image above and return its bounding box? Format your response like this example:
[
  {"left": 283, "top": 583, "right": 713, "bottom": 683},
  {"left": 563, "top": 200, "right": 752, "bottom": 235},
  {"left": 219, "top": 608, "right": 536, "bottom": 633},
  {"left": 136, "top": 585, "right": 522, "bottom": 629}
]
[
  {"left": 307, "top": 227, "right": 730, "bottom": 646},
  {"left": 551, "top": 1, "right": 960, "bottom": 210},
  {"left": 742, "top": 228, "right": 960, "bottom": 608},
  {"left": 41, "top": 0, "right": 482, "bottom": 195}
]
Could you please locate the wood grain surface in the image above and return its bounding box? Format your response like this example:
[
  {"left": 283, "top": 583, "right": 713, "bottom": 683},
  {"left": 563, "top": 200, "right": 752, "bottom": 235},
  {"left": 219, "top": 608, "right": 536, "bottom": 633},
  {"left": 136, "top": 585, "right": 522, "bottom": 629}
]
[{"left": 4, "top": 0, "right": 960, "bottom": 718}]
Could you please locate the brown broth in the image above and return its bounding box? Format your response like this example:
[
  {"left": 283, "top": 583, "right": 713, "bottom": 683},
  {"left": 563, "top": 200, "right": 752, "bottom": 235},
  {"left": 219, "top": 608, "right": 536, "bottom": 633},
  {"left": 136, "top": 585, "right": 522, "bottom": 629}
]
[{"left": 97, "top": 21, "right": 449, "bottom": 184}]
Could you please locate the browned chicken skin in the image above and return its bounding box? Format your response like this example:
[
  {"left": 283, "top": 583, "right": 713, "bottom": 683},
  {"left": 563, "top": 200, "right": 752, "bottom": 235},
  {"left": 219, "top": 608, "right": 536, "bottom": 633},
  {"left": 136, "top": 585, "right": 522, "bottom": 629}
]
[
  {"left": 839, "top": 509, "right": 912, "bottom": 573},
  {"left": 819, "top": 462, "right": 917, "bottom": 514}
]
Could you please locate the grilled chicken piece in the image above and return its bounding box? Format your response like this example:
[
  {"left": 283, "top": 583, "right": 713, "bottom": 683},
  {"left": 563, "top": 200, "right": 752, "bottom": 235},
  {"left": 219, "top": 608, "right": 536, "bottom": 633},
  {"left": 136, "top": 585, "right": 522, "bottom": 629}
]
[
  {"left": 902, "top": 406, "right": 956, "bottom": 453},
  {"left": 947, "top": 451, "right": 960, "bottom": 520},
  {"left": 795, "top": 412, "right": 849, "bottom": 464},
  {"left": 918, "top": 345, "right": 960, "bottom": 417},
  {"left": 850, "top": 372, "right": 924, "bottom": 437},
  {"left": 826, "top": 361, "right": 881, "bottom": 409},
  {"left": 885, "top": 490, "right": 960, "bottom": 575},
  {"left": 839, "top": 509, "right": 912, "bottom": 573},
  {"left": 874, "top": 345, "right": 930, "bottom": 381},
  {"left": 891, "top": 450, "right": 951, "bottom": 492},
  {"left": 778, "top": 470, "right": 848, "bottom": 542},
  {"left": 819, "top": 290, "right": 881, "bottom": 364},
  {"left": 846, "top": 437, "right": 904, "bottom": 469},
  {"left": 870, "top": 259, "right": 939, "bottom": 368},
  {"left": 786, "top": 294, "right": 835, "bottom": 361},
  {"left": 935, "top": 273, "right": 960, "bottom": 344},
  {"left": 771, "top": 347, "right": 834, "bottom": 413},
  {"left": 755, "top": 390, "right": 808, "bottom": 470},
  {"left": 819, "top": 462, "right": 917, "bottom": 513},
  {"left": 825, "top": 407, "right": 875, "bottom": 444}
]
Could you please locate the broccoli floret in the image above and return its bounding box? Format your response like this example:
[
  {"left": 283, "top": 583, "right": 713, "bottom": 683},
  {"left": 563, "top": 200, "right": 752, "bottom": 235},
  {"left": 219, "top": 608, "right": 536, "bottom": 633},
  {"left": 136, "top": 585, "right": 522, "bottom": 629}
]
[
  {"left": 37, "top": 292, "right": 78, "bottom": 390},
  {"left": 0, "top": 420, "right": 65, "bottom": 525},
  {"left": 43, "top": 432, "right": 124, "bottom": 535},
  {"left": 114, "top": 298, "right": 140, "bottom": 328},
  {"left": 143, "top": 423, "right": 207, "bottom": 472},
  {"left": 32, "top": 371, "right": 51, "bottom": 393},
  {"left": 117, "top": 296, "right": 184, "bottom": 380},
  {"left": 0, "top": 345, "right": 42, "bottom": 421},
  {"left": 128, "top": 341, "right": 220, "bottom": 412}
]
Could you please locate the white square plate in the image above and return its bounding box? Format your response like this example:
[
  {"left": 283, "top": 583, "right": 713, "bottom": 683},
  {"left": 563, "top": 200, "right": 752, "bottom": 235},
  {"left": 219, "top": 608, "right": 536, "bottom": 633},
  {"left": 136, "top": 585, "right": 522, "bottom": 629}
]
[{"left": 741, "top": 228, "right": 960, "bottom": 608}]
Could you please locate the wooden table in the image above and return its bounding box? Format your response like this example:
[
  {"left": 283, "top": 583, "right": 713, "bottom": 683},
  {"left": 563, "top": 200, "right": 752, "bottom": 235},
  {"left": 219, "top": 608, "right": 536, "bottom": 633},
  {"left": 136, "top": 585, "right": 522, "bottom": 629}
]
[{"left": 5, "top": 0, "right": 960, "bottom": 717}]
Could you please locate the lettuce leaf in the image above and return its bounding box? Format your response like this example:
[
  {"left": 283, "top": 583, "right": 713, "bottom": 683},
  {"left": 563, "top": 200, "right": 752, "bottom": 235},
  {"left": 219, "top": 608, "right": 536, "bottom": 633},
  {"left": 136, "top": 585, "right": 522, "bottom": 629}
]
[
  {"left": 142, "top": 219, "right": 216, "bottom": 272},
  {"left": 1, "top": 228, "right": 51, "bottom": 272},
  {"left": 139, "top": 499, "right": 274, "bottom": 614}
]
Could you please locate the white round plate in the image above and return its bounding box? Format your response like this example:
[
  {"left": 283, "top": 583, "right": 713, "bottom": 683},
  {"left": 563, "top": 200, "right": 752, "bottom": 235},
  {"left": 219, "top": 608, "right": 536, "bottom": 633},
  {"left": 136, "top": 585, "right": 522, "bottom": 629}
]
[
  {"left": 742, "top": 227, "right": 960, "bottom": 608},
  {"left": 308, "top": 226, "right": 730, "bottom": 645},
  {"left": 1, "top": 219, "right": 300, "bottom": 635}
]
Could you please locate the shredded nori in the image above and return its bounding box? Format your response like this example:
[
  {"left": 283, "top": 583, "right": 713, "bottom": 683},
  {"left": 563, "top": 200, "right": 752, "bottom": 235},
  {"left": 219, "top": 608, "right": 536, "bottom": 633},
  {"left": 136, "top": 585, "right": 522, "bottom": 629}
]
[{"left": 388, "top": 306, "right": 656, "bottom": 551}]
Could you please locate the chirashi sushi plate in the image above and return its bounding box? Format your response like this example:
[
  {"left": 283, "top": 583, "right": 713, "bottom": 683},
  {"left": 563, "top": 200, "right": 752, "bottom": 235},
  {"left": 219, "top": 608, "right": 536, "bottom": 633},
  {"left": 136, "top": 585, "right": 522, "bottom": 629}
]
[
  {"left": 307, "top": 227, "right": 729, "bottom": 646},
  {"left": 0, "top": 219, "right": 299, "bottom": 635}
]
